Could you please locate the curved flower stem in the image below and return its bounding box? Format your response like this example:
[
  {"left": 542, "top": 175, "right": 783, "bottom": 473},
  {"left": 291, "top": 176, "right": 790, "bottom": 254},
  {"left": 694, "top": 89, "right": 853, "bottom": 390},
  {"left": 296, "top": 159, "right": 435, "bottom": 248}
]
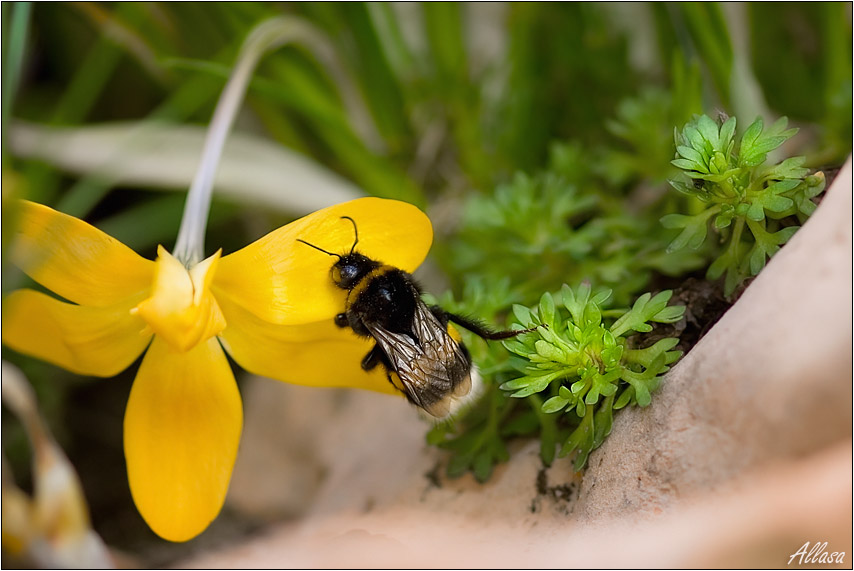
[{"left": 173, "top": 17, "right": 356, "bottom": 266}]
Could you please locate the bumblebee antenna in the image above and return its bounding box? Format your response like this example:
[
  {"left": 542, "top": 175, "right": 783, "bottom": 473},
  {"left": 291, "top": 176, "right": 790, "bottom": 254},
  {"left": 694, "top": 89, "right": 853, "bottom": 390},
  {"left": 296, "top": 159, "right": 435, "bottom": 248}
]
[
  {"left": 296, "top": 239, "right": 341, "bottom": 259},
  {"left": 340, "top": 216, "right": 359, "bottom": 254}
]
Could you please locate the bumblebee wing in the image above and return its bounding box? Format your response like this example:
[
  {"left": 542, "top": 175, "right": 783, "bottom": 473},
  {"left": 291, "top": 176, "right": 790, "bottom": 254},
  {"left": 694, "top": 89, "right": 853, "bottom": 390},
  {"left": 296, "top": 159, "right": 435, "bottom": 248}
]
[{"left": 366, "top": 302, "right": 471, "bottom": 417}]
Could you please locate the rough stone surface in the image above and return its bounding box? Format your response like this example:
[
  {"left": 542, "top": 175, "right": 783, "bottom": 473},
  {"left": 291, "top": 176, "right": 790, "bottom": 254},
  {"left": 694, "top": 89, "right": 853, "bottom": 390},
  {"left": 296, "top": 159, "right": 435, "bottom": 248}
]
[
  {"left": 183, "top": 160, "right": 852, "bottom": 568},
  {"left": 574, "top": 159, "right": 853, "bottom": 520}
]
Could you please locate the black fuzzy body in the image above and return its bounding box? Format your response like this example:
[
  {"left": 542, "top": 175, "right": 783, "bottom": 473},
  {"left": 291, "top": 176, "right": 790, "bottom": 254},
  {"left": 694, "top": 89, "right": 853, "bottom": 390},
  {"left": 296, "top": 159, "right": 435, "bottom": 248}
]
[{"left": 328, "top": 254, "right": 473, "bottom": 417}]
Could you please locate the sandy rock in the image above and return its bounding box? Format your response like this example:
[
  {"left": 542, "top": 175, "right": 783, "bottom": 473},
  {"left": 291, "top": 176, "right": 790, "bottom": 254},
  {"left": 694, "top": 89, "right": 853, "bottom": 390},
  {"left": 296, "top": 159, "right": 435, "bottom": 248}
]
[
  {"left": 228, "top": 380, "right": 580, "bottom": 527},
  {"left": 226, "top": 381, "right": 360, "bottom": 521},
  {"left": 187, "top": 443, "right": 851, "bottom": 568}
]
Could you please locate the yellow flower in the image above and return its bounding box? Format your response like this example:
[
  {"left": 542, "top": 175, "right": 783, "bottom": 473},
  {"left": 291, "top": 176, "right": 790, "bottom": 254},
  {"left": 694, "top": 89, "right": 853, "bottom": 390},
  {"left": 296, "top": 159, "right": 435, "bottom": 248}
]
[{"left": 2, "top": 197, "right": 432, "bottom": 542}]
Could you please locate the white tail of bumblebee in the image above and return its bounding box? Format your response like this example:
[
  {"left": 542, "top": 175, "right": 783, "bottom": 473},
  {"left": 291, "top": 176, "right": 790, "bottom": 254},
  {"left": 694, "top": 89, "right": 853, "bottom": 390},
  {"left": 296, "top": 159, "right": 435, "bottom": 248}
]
[{"left": 419, "top": 366, "right": 486, "bottom": 423}]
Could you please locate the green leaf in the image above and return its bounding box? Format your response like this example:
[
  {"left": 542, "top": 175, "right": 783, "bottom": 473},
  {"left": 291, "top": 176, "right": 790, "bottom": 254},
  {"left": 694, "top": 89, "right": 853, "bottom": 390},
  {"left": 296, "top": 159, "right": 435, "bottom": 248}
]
[
  {"left": 672, "top": 158, "right": 703, "bottom": 172},
  {"left": 624, "top": 338, "right": 681, "bottom": 369},
  {"left": 762, "top": 194, "right": 794, "bottom": 214},
  {"left": 669, "top": 178, "right": 702, "bottom": 196},
  {"left": 539, "top": 292, "right": 556, "bottom": 326},
  {"left": 652, "top": 305, "right": 685, "bottom": 323},
  {"left": 562, "top": 283, "right": 593, "bottom": 325},
  {"left": 512, "top": 304, "right": 536, "bottom": 327},
  {"left": 723, "top": 265, "right": 743, "bottom": 296},
  {"left": 744, "top": 200, "right": 766, "bottom": 221},
  {"left": 661, "top": 209, "right": 717, "bottom": 252},
  {"left": 675, "top": 145, "right": 708, "bottom": 170},
  {"left": 764, "top": 178, "right": 801, "bottom": 198},
  {"left": 626, "top": 377, "right": 651, "bottom": 407},
  {"left": 473, "top": 450, "right": 494, "bottom": 482},
  {"left": 743, "top": 137, "right": 788, "bottom": 166},
  {"left": 797, "top": 199, "right": 817, "bottom": 216},
  {"left": 739, "top": 116, "right": 797, "bottom": 167},
  {"left": 739, "top": 117, "right": 765, "bottom": 161},
  {"left": 664, "top": 350, "right": 683, "bottom": 365},
  {"left": 592, "top": 395, "right": 615, "bottom": 447},
  {"left": 620, "top": 352, "right": 667, "bottom": 408},
  {"left": 614, "top": 386, "right": 634, "bottom": 409},
  {"left": 501, "top": 371, "right": 565, "bottom": 398},
  {"left": 765, "top": 156, "right": 808, "bottom": 180},
  {"left": 542, "top": 395, "right": 569, "bottom": 414},
  {"left": 696, "top": 114, "right": 722, "bottom": 149},
  {"left": 590, "top": 288, "right": 612, "bottom": 307},
  {"left": 560, "top": 406, "right": 594, "bottom": 461},
  {"left": 680, "top": 124, "right": 704, "bottom": 149},
  {"left": 707, "top": 249, "right": 733, "bottom": 280},
  {"left": 533, "top": 402, "right": 559, "bottom": 467},
  {"left": 499, "top": 376, "right": 536, "bottom": 391},
  {"left": 535, "top": 340, "right": 566, "bottom": 362},
  {"left": 718, "top": 116, "right": 737, "bottom": 150},
  {"left": 15, "top": 122, "right": 365, "bottom": 215},
  {"left": 610, "top": 290, "right": 677, "bottom": 337},
  {"left": 744, "top": 220, "right": 799, "bottom": 275},
  {"left": 599, "top": 381, "right": 618, "bottom": 397},
  {"left": 747, "top": 242, "right": 767, "bottom": 275},
  {"left": 714, "top": 207, "right": 735, "bottom": 229},
  {"left": 570, "top": 378, "right": 587, "bottom": 395}
]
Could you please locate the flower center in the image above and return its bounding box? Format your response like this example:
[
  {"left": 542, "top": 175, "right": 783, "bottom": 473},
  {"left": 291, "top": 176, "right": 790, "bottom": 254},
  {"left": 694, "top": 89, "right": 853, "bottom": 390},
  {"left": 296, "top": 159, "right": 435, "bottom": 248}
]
[{"left": 133, "top": 246, "right": 226, "bottom": 353}]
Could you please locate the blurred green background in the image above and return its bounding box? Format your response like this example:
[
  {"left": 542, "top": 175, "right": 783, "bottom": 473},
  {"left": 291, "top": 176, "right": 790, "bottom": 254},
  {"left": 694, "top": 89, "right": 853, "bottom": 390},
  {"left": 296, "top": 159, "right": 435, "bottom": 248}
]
[{"left": 1, "top": 2, "right": 851, "bottom": 564}]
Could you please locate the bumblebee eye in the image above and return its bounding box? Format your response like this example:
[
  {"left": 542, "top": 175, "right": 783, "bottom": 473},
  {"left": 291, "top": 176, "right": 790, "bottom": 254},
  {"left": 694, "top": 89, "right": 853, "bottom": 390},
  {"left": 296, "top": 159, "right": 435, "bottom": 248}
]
[
  {"left": 332, "top": 263, "right": 359, "bottom": 287},
  {"left": 340, "top": 265, "right": 358, "bottom": 281}
]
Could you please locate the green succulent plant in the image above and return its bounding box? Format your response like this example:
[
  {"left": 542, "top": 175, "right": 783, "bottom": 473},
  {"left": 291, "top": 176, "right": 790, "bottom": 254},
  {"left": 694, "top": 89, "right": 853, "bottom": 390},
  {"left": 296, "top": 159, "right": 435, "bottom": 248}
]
[
  {"left": 501, "top": 284, "right": 684, "bottom": 469},
  {"left": 664, "top": 114, "right": 826, "bottom": 295}
]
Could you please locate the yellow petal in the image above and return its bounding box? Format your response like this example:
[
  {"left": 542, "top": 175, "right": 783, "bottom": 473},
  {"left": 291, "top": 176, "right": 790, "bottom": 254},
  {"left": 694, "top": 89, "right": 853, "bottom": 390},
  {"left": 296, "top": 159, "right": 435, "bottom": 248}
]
[
  {"left": 9, "top": 200, "right": 154, "bottom": 307},
  {"left": 214, "top": 197, "right": 432, "bottom": 325},
  {"left": 217, "top": 294, "right": 399, "bottom": 396},
  {"left": 1, "top": 290, "right": 151, "bottom": 377},
  {"left": 133, "top": 247, "right": 226, "bottom": 353},
  {"left": 124, "top": 336, "right": 242, "bottom": 542}
]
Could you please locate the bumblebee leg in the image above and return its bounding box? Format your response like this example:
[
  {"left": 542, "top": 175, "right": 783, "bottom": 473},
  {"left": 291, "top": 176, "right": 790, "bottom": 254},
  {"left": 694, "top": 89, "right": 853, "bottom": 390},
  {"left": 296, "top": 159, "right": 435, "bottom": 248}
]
[
  {"left": 445, "top": 311, "right": 541, "bottom": 340},
  {"left": 428, "top": 305, "right": 450, "bottom": 326},
  {"left": 361, "top": 345, "right": 382, "bottom": 371},
  {"left": 361, "top": 344, "right": 395, "bottom": 371},
  {"left": 361, "top": 346, "right": 403, "bottom": 394}
]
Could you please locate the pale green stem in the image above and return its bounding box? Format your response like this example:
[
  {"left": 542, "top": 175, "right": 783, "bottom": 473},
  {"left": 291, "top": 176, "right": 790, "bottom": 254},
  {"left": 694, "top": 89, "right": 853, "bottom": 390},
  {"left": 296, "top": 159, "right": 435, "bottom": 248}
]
[
  {"left": 173, "top": 17, "right": 355, "bottom": 265},
  {"left": 728, "top": 216, "right": 746, "bottom": 264}
]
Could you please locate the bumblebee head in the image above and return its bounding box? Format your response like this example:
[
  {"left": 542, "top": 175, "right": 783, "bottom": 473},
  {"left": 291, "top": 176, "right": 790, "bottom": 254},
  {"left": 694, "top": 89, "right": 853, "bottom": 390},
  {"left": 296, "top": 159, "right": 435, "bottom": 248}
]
[
  {"left": 330, "top": 252, "right": 380, "bottom": 289},
  {"left": 297, "top": 216, "right": 380, "bottom": 290}
]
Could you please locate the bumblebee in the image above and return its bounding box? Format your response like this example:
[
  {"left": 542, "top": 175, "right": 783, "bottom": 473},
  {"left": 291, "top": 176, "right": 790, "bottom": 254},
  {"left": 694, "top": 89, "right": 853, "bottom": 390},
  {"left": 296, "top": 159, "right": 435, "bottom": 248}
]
[{"left": 298, "top": 216, "right": 532, "bottom": 417}]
